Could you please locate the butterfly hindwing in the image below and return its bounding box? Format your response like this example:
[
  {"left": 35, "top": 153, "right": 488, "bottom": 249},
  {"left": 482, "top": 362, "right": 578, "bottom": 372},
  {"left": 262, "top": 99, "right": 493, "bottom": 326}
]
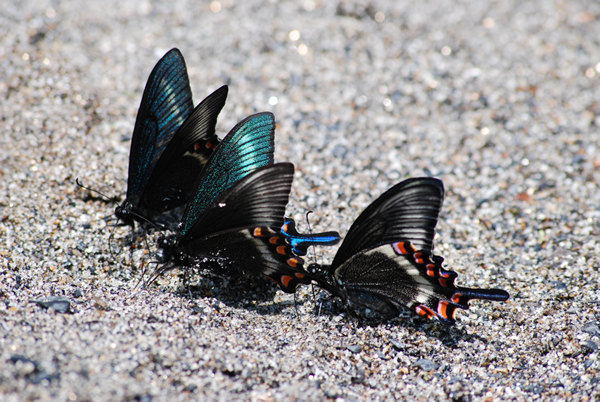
[
  {"left": 126, "top": 48, "right": 193, "bottom": 207},
  {"left": 179, "top": 112, "right": 275, "bottom": 237},
  {"left": 334, "top": 241, "right": 509, "bottom": 323},
  {"left": 150, "top": 85, "right": 228, "bottom": 174},
  {"left": 331, "top": 178, "right": 444, "bottom": 270}
]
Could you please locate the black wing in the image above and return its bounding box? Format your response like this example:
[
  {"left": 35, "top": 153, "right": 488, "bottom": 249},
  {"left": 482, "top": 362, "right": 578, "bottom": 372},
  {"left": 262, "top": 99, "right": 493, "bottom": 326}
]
[
  {"left": 126, "top": 48, "right": 193, "bottom": 206},
  {"left": 184, "top": 163, "right": 293, "bottom": 240},
  {"left": 142, "top": 85, "right": 228, "bottom": 212},
  {"left": 150, "top": 85, "right": 228, "bottom": 174},
  {"left": 178, "top": 163, "right": 313, "bottom": 292},
  {"left": 331, "top": 177, "right": 444, "bottom": 270}
]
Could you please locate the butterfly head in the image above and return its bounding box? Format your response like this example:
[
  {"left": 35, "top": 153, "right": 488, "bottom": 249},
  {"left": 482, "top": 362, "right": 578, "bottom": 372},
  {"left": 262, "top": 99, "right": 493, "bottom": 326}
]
[
  {"left": 157, "top": 234, "right": 176, "bottom": 261},
  {"left": 114, "top": 201, "right": 135, "bottom": 227}
]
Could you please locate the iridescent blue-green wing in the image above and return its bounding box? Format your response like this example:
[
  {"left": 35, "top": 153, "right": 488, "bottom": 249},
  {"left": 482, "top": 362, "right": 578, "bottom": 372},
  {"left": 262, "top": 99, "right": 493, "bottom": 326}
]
[
  {"left": 185, "top": 163, "right": 293, "bottom": 239},
  {"left": 331, "top": 178, "right": 444, "bottom": 271},
  {"left": 126, "top": 48, "right": 193, "bottom": 206},
  {"left": 179, "top": 112, "right": 275, "bottom": 237},
  {"left": 142, "top": 85, "right": 228, "bottom": 212}
]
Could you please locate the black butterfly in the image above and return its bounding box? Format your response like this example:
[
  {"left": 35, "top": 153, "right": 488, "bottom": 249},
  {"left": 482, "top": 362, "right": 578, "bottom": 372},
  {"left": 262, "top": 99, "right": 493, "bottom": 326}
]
[
  {"left": 154, "top": 162, "right": 340, "bottom": 293},
  {"left": 308, "top": 177, "right": 509, "bottom": 324},
  {"left": 115, "top": 48, "right": 227, "bottom": 228}
]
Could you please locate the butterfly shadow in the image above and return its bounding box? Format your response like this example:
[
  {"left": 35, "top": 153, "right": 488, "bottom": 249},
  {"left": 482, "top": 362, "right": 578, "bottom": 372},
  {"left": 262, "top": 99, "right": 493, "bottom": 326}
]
[
  {"left": 172, "top": 269, "right": 284, "bottom": 311},
  {"left": 311, "top": 290, "right": 489, "bottom": 348}
]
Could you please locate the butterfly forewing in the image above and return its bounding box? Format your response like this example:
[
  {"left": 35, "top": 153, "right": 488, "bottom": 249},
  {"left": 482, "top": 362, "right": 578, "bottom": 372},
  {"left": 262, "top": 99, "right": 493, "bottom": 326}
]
[
  {"left": 127, "top": 48, "right": 193, "bottom": 206},
  {"left": 179, "top": 112, "right": 275, "bottom": 237},
  {"left": 331, "top": 178, "right": 444, "bottom": 271}
]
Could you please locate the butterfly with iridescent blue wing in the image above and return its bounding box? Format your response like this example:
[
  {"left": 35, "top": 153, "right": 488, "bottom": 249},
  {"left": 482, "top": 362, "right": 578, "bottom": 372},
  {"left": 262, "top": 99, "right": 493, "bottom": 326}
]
[
  {"left": 152, "top": 161, "right": 340, "bottom": 293},
  {"left": 115, "top": 48, "right": 228, "bottom": 228},
  {"left": 307, "top": 177, "right": 509, "bottom": 324}
]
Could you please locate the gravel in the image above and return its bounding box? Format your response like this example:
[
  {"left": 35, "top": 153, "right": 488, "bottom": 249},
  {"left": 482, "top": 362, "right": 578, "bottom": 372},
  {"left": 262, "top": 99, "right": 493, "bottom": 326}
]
[{"left": 1, "top": 0, "right": 600, "bottom": 400}]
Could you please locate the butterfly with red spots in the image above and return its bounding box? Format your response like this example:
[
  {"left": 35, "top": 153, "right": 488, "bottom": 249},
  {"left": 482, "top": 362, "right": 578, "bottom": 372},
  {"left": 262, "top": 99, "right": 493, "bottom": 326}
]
[{"left": 307, "top": 177, "right": 509, "bottom": 324}]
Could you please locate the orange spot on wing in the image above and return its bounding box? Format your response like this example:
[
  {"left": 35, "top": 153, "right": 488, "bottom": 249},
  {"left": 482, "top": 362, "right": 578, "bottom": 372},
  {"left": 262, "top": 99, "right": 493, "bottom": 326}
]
[
  {"left": 253, "top": 228, "right": 263, "bottom": 237},
  {"left": 451, "top": 293, "right": 463, "bottom": 304},
  {"left": 269, "top": 236, "right": 280, "bottom": 244},
  {"left": 415, "top": 305, "right": 435, "bottom": 319},
  {"left": 396, "top": 241, "right": 408, "bottom": 254},
  {"left": 281, "top": 275, "right": 293, "bottom": 288},
  {"left": 294, "top": 272, "right": 305, "bottom": 279},
  {"left": 414, "top": 252, "right": 425, "bottom": 264},
  {"left": 438, "top": 301, "right": 449, "bottom": 319},
  {"left": 287, "top": 258, "right": 298, "bottom": 268},
  {"left": 276, "top": 245, "right": 287, "bottom": 255}
]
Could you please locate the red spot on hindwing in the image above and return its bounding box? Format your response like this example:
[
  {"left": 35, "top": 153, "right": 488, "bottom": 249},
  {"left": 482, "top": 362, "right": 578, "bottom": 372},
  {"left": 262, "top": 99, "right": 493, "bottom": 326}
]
[
  {"left": 451, "top": 293, "right": 463, "bottom": 304},
  {"left": 415, "top": 305, "right": 435, "bottom": 319},
  {"left": 413, "top": 252, "right": 425, "bottom": 264},
  {"left": 393, "top": 241, "right": 409, "bottom": 255}
]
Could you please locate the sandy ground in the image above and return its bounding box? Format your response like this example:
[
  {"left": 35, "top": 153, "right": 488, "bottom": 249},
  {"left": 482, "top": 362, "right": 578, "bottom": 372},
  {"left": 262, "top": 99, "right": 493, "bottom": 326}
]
[{"left": 1, "top": 0, "right": 600, "bottom": 400}]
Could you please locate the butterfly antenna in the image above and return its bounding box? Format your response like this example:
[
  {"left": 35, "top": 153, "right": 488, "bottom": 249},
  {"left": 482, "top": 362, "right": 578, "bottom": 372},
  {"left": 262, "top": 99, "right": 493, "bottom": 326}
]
[
  {"left": 304, "top": 210, "right": 322, "bottom": 265},
  {"left": 75, "top": 178, "right": 119, "bottom": 204}
]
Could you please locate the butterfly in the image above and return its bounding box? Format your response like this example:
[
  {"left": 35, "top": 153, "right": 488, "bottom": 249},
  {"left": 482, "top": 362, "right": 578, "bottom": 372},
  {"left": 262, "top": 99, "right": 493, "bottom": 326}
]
[
  {"left": 153, "top": 162, "right": 340, "bottom": 293},
  {"left": 307, "top": 177, "right": 509, "bottom": 324},
  {"left": 115, "top": 48, "right": 228, "bottom": 228}
]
